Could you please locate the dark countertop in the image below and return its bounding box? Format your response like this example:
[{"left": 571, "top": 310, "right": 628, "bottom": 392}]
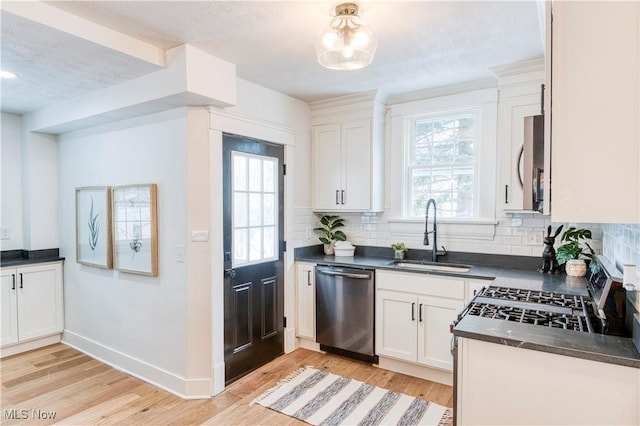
[
  {"left": 454, "top": 315, "right": 640, "bottom": 369},
  {"left": 1, "top": 249, "right": 64, "bottom": 267},
  {"left": 295, "top": 245, "right": 640, "bottom": 369}
]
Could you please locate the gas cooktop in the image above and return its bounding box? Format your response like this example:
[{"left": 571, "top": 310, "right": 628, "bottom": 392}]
[{"left": 461, "top": 286, "right": 594, "bottom": 333}]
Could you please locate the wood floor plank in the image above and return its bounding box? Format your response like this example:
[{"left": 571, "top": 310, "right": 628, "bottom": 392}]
[{"left": 1, "top": 344, "right": 453, "bottom": 425}]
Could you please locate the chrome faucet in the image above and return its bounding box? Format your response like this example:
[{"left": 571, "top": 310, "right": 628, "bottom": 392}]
[{"left": 423, "top": 198, "right": 446, "bottom": 262}]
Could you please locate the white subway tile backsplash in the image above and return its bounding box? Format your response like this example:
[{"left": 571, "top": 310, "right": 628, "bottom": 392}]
[
  {"left": 293, "top": 209, "right": 603, "bottom": 260},
  {"left": 602, "top": 224, "right": 640, "bottom": 280}
]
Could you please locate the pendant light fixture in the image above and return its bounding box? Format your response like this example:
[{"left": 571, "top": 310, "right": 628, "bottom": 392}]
[{"left": 315, "top": 2, "right": 377, "bottom": 71}]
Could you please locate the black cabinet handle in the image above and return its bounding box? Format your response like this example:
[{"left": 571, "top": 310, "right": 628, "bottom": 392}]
[
  {"left": 11, "top": 274, "right": 15, "bottom": 290},
  {"left": 411, "top": 302, "right": 416, "bottom": 321},
  {"left": 505, "top": 184, "right": 509, "bottom": 204},
  {"left": 19, "top": 273, "right": 23, "bottom": 288},
  {"left": 419, "top": 304, "right": 423, "bottom": 322},
  {"left": 341, "top": 190, "right": 345, "bottom": 205}
]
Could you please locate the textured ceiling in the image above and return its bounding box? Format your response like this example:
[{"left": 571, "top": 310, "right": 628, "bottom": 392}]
[{"left": 1, "top": 1, "right": 544, "bottom": 115}]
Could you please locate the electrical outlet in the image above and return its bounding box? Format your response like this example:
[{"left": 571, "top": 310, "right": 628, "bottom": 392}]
[
  {"left": 0, "top": 227, "right": 10, "bottom": 240},
  {"left": 306, "top": 227, "right": 313, "bottom": 239},
  {"left": 525, "top": 230, "right": 543, "bottom": 246}
]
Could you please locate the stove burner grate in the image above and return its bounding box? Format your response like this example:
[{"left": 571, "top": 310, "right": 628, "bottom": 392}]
[
  {"left": 481, "top": 286, "right": 586, "bottom": 309},
  {"left": 466, "top": 302, "right": 592, "bottom": 332}
]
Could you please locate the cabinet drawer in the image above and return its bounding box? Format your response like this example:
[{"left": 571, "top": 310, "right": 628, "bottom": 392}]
[{"left": 376, "top": 270, "right": 464, "bottom": 300}]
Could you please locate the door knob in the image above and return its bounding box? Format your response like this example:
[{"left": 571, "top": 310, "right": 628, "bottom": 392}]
[{"left": 224, "top": 269, "right": 236, "bottom": 278}]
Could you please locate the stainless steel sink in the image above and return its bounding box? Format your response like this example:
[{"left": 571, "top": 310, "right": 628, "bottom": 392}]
[{"left": 389, "top": 260, "right": 472, "bottom": 273}]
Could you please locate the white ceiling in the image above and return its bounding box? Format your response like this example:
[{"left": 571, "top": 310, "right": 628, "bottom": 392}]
[{"left": 1, "top": 1, "right": 544, "bottom": 115}]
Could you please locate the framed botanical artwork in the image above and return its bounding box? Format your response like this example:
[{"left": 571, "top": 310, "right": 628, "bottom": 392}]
[
  {"left": 112, "top": 184, "right": 158, "bottom": 276},
  {"left": 76, "top": 186, "right": 113, "bottom": 268}
]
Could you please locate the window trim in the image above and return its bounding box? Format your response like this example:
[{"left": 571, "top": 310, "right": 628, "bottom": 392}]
[{"left": 386, "top": 88, "right": 498, "bottom": 239}]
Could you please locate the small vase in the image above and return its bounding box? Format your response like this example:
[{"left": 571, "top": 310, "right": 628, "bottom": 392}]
[
  {"left": 394, "top": 250, "right": 405, "bottom": 260},
  {"left": 323, "top": 242, "right": 335, "bottom": 255},
  {"left": 565, "top": 259, "right": 587, "bottom": 277}
]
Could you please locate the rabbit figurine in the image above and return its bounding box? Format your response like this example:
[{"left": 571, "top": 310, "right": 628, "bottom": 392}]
[{"left": 538, "top": 225, "right": 563, "bottom": 274}]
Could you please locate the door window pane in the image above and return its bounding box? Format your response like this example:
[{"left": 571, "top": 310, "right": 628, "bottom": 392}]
[{"left": 231, "top": 152, "right": 279, "bottom": 267}]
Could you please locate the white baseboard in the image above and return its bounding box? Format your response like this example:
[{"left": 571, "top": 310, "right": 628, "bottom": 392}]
[
  {"left": 297, "top": 338, "right": 321, "bottom": 352},
  {"left": 212, "top": 361, "right": 225, "bottom": 396},
  {"left": 378, "top": 356, "right": 453, "bottom": 386},
  {"left": 62, "top": 330, "right": 212, "bottom": 399},
  {"left": 284, "top": 327, "right": 297, "bottom": 353},
  {"left": 1, "top": 334, "right": 61, "bottom": 358}
]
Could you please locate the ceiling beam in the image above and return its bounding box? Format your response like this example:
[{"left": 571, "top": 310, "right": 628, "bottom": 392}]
[{"left": 1, "top": 1, "right": 165, "bottom": 67}]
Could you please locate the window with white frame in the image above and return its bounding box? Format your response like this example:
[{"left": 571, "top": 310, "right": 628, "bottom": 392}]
[
  {"left": 406, "top": 110, "right": 478, "bottom": 219},
  {"left": 232, "top": 151, "right": 278, "bottom": 267}
]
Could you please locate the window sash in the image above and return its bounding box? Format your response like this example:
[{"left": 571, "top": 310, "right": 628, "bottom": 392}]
[{"left": 405, "top": 110, "right": 479, "bottom": 219}]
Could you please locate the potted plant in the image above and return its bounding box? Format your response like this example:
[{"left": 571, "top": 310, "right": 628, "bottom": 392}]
[
  {"left": 555, "top": 227, "right": 597, "bottom": 277},
  {"left": 391, "top": 242, "right": 408, "bottom": 260},
  {"left": 314, "top": 215, "right": 347, "bottom": 255}
]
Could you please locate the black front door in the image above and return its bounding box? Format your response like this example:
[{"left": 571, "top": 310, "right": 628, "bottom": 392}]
[{"left": 222, "top": 133, "right": 285, "bottom": 384}]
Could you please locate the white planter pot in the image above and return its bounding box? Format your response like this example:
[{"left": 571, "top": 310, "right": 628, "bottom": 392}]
[
  {"left": 394, "top": 250, "right": 406, "bottom": 260},
  {"left": 323, "top": 242, "right": 335, "bottom": 255},
  {"left": 565, "top": 259, "right": 587, "bottom": 277}
]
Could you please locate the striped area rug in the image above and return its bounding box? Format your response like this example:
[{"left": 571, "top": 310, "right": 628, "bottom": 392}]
[{"left": 253, "top": 367, "right": 452, "bottom": 426}]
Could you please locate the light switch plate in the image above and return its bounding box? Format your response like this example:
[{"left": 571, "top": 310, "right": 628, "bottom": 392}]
[{"left": 176, "top": 245, "right": 185, "bottom": 262}]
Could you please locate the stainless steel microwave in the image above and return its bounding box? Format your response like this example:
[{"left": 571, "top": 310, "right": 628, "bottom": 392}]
[{"left": 521, "top": 114, "right": 544, "bottom": 212}]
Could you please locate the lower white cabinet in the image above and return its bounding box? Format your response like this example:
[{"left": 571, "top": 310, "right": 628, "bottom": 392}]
[
  {"left": 1, "top": 262, "right": 64, "bottom": 348},
  {"left": 296, "top": 262, "right": 315, "bottom": 340},
  {"left": 376, "top": 270, "right": 465, "bottom": 372},
  {"left": 457, "top": 337, "right": 640, "bottom": 425}
]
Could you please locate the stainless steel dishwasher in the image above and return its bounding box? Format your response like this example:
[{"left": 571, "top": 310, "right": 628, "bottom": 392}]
[{"left": 315, "top": 264, "right": 377, "bottom": 363}]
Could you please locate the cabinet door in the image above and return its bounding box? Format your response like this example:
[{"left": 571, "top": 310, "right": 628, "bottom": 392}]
[
  {"left": 296, "top": 263, "right": 315, "bottom": 340},
  {"left": 499, "top": 94, "right": 543, "bottom": 211},
  {"left": 312, "top": 123, "right": 343, "bottom": 211},
  {"left": 17, "top": 263, "right": 64, "bottom": 341},
  {"left": 551, "top": 1, "right": 640, "bottom": 222},
  {"left": 342, "top": 119, "right": 372, "bottom": 210},
  {"left": 375, "top": 290, "right": 417, "bottom": 362},
  {"left": 417, "top": 295, "right": 464, "bottom": 371},
  {"left": 1, "top": 268, "right": 18, "bottom": 346}
]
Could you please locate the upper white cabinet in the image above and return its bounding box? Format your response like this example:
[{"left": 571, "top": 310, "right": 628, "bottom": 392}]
[
  {"left": 493, "top": 60, "right": 545, "bottom": 212},
  {"left": 1, "top": 262, "right": 64, "bottom": 349},
  {"left": 310, "top": 91, "right": 385, "bottom": 212},
  {"left": 550, "top": 1, "right": 640, "bottom": 223}
]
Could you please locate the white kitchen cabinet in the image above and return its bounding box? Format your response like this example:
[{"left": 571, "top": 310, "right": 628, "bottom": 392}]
[
  {"left": 295, "top": 262, "right": 315, "bottom": 340},
  {"left": 1, "top": 262, "right": 64, "bottom": 350},
  {"left": 494, "top": 63, "right": 545, "bottom": 212},
  {"left": 550, "top": 1, "right": 640, "bottom": 222},
  {"left": 465, "top": 279, "right": 489, "bottom": 304},
  {"left": 376, "top": 270, "right": 464, "bottom": 372},
  {"left": 376, "top": 290, "right": 417, "bottom": 362},
  {"left": 310, "top": 91, "right": 385, "bottom": 212},
  {"left": 457, "top": 337, "right": 640, "bottom": 425},
  {"left": 312, "top": 119, "right": 376, "bottom": 211}
]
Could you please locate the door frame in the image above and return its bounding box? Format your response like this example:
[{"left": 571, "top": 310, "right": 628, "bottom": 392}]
[{"left": 209, "top": 110, "right": 296, "bottom": 395}]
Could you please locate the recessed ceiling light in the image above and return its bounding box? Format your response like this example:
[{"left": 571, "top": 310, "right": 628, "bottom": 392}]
[{"left": 0, "top": 70, "right": 17, "bottom": 79}]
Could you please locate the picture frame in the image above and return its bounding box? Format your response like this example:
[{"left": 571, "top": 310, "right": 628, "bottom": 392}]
[
  {"left": 112, "top": 184, "right": 158, "bottom": 276},
  {"left": 76, "top": 186, "right": 113, "bottom": 269}
]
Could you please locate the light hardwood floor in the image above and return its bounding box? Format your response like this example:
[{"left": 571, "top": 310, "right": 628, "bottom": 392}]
[{"left": 1, "top": 344, "right": 453, "bottom": 425}]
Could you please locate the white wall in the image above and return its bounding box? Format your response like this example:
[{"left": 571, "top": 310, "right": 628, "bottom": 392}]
[
  {"left": 58, "top": 107, "right": 211, "bottom": 397},
  {"left": 1, "top": 112, "right": 24, "bottom": 250},
  {"left": 230, "top": 78, "right": 311, "bottom": 210}
]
